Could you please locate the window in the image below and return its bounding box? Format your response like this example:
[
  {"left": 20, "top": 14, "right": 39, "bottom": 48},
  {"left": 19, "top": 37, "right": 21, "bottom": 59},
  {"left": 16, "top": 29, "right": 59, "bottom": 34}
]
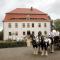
[
  {"left": 22, "top": 23, "right": 25, "bottom": 28},
  {"left": 8, "top": 23, "right": 11, "bottom": 28},
  {"left": 26, "top": 15, "right": 30, "bottom": 20},
  {"left": 44, "top": 31, "right": 47, "bottom": 35},
  {"left": 38, "top": 23, "right": 41, "bottom": 27},
  {"left": 32, "top": 23, "right": 34, "bottom": 27},
  {"left": 32, "top": 31, "right": 34, "bottom": 34},
  {"left": 27, "top": 23, "right": 30, "bottom": 28},
  {"left": 15, "top": 32, "right": 18, "bottom": 36},
  {"left": 23, "top": 32, "right": 25, "bottom": 35},
  {"left": 44, "top": 23, "right": 47, "bottom": 27},
  {"left": 15, "top": 23, "right": 18, "bottom": 28},
  {"left": 27, "top": 31, "right": 30, "bottom": 35},
  {"left": 38, "top": 31, "right": 42, "bottom": 35},
  {"left": 9, "top": 32, "right": 12, "bottom": 36}
]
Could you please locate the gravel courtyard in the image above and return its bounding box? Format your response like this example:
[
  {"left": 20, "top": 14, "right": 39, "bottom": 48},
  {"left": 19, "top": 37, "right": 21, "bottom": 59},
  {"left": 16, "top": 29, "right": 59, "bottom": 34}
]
[{"left": 0, "top": 47, "right": 60, "bottom": 60}]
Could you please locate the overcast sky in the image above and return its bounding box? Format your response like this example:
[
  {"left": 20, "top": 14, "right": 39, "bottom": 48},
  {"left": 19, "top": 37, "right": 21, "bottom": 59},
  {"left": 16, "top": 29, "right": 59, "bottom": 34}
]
[{"left": 0, "top": 0, "right": 60, "bottom": 31}]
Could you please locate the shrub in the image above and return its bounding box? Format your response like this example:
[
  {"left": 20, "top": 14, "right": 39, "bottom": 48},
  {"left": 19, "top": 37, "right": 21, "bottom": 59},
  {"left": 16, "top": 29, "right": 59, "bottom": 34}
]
[{"left": 0, "top": 41, "right": 27, "bottom": 48}]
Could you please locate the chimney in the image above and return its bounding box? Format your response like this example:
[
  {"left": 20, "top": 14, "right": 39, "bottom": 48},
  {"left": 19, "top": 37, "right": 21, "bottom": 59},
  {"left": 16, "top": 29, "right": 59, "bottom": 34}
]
[{"left": 31, "top": 7, "right": 33, "bottom": 11}]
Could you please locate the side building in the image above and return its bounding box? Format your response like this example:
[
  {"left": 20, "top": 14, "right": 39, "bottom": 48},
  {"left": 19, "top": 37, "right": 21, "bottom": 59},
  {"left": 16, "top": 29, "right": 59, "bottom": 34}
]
[{"left": 3, "top": 7, "right": 51, "bottom": 40}]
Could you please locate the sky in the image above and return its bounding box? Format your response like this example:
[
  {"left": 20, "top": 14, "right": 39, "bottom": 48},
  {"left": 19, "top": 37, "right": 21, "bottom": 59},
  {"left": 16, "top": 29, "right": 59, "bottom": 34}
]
[{"left": 0, "top": 0, "right": 60, "bottom": 31}]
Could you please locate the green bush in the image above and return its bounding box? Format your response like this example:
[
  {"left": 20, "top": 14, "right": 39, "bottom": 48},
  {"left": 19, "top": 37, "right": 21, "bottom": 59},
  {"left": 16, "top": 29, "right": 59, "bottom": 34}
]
[{"left": 0, "top": 41, "right": 27, "bottom": 48}]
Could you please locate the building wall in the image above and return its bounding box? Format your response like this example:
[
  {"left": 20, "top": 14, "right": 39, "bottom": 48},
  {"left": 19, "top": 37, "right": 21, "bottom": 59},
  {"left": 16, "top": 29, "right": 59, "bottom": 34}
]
[{"left": 3, "top": 21, "right": 51, "bottom": 40}]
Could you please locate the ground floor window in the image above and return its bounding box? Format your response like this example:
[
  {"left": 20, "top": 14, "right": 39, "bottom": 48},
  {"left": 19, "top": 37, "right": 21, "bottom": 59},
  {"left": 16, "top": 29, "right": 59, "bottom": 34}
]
[
  {"left": 9, "top": 32, "right": 12, "bottom": 36},
  {"left": 23, "top": 32, "right": 25, "bottom": 35}
]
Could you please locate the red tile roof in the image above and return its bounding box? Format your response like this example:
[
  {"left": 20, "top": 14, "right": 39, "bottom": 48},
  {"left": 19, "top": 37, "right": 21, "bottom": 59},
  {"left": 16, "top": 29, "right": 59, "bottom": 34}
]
[
  {"left": 7, "top": 8, "right": 46, "bottom": 14},
  {"left": 4, "top": 8, "right": 51, "bottom": 22}
]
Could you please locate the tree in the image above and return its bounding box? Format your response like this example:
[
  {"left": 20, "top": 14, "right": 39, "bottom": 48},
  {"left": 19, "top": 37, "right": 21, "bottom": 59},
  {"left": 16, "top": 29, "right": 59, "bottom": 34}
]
[
  {"left": 50, "top": 20, "right": 55, "bottom": 31},
  {"left": 54, "top": 19, "right": 60, "bottom": 31},
  {"left": 0, "top": 30, "right": 3, "bottom": 40}
]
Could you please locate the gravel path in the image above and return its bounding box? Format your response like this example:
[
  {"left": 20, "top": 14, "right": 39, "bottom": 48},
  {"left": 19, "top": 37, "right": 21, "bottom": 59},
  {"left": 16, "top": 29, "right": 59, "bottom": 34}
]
[{"left": 0, "top": 47, "right": 60, "bottom": 60}]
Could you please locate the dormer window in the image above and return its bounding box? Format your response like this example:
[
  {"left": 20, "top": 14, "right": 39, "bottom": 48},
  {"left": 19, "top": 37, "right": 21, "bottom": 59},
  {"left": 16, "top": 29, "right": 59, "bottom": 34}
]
[{"left": 26, "top": 15, "right": 30, "bottom": 20}]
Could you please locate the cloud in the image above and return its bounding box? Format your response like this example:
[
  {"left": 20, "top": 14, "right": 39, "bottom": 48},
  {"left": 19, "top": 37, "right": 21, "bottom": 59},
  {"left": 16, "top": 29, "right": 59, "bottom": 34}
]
[
  {"left": 49, "top": 0, "right": 60, "bottom": 14},
  {"left": 42, "top": 0, "right": 60, "bottom": 19},
  {"left": 0, "top": 0, "right": 60, "bottom": 30}
]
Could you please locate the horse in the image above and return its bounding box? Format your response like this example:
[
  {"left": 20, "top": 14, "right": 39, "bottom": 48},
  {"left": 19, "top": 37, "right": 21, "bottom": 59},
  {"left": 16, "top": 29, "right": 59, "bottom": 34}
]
[
  {"left": 31, "top": 34, "right": 38, "bottom": 55},
  {"left": 35, "top": 35, "right": 52, "bottom": 56},
  {"left": 43, "top": 36, "right": 52, "bottom": 56}
]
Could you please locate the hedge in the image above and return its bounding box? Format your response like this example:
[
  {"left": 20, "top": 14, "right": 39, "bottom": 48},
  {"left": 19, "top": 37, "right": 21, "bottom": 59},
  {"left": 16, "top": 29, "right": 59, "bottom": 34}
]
[{"left": 0, "top": 41, "right": 27, "bottom": 48}]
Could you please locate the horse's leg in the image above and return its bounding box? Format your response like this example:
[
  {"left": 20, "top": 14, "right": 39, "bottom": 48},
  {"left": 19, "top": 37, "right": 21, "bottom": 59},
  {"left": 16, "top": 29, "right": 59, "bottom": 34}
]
[
  {"left": 51, "top": 44, "right": 54, "bottom": 53},
  {"left": 44, "top": 43, "right": 49, "bottom": 56},
  {"left": 41, "top": 46, "right": 44, "bottom": 56},
  {"left": 38, "top": 45, "right": 40, "bottom": 53},
  {"left": 33, "top": 47, "right": 35, "bottom": 54},
  {"left": 50, "top": 42, "right": 54, "bottom": 53},
  {"left": 45, "top": 50, "right": 48, "bottom": 56},
  {"left": 35, "top": 47, "right": 38, "bottom": 55},
  {"left": 45, "top": 47, "right": 48, "bottom": 56},
  {"left": 40, "top": 46, "right": 42, "bottom": 52}
]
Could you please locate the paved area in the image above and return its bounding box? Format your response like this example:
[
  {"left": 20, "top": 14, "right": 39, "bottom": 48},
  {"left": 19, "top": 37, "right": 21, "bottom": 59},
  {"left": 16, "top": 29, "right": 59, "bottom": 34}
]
[{"left": 0, "top": 47, "right": 60, "bottom": 60}]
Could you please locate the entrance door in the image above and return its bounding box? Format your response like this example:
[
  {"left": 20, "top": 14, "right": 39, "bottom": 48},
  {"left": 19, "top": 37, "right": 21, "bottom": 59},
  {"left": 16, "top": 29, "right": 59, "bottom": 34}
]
[{"left": 27, "top": 31, "right": 30, "bottom": 35}]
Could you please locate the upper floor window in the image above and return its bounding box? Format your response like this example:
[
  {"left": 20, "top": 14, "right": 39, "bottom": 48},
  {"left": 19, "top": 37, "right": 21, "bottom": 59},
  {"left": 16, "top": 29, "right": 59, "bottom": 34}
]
[
  {"left": 44, "top": 23, "right": 47, "bottom": 27},
  {"left": 15, "top": 23, "right": 18, "bottom": 28},
  {"left": 27, "top": 23, "right": 30, "bottom": 28},
  {"left": 22, "top": 23, "right": 25, "bottom": 28},
  {"left": 32, "top": 23, "right": 34, "bottom": 28},
  {"left": 38, "top": 23, "right": 41, "bottom": 27},
  {"left": 9, "top": 32, "right": 12, "bottom": 36},
  {"left": 8, "top": 23, "right": 11, "bottom": 28}
]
